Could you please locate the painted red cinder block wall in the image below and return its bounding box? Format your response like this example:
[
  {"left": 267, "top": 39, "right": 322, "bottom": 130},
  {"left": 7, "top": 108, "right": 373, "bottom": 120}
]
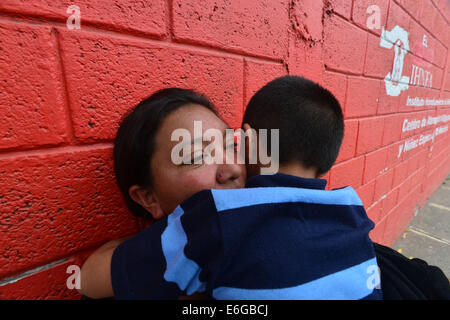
[{"left": 0, "top": 0, "right": 449, "bottom": 299}]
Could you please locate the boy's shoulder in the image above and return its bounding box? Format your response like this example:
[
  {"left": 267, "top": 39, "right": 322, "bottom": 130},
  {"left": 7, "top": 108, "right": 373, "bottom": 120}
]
[{"left": 206, "top": 185, "right": 362, "bottom": 213}]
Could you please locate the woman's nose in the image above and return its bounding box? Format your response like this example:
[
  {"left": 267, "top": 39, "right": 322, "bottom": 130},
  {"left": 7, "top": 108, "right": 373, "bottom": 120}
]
[{"left": 216, "top": 163, "right": 242, "bottom": 185}]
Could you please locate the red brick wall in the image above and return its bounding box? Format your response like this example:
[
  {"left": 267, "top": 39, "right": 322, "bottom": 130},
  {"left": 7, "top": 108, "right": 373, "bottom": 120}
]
[{"left": 0, "top": 0, "right": 449, "bottom": 299}]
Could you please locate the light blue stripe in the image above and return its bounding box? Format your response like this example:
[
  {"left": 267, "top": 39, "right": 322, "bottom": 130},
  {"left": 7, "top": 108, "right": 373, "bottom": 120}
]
[
  {"left": 212, "top": 258, "right": 380, "bottom": 300},
  {"left": 211, "top": 186, "right": 363, "bottom": 212},
  {"left": 161, "top": 206, "right": 206, "bottom": 295}
]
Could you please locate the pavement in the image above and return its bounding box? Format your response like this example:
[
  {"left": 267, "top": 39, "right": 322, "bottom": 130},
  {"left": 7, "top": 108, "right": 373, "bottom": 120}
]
[{"left": 393, "top": 174, "right": 450, "bottom": 278}]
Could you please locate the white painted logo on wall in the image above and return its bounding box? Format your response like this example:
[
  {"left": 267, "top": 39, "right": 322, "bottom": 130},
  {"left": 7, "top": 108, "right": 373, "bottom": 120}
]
[
  {"left": 379, "top": 25, "right": 445, "bottom": 107},
  {"left": 379, "top": 25, "right": 410, "bottom": 97}
]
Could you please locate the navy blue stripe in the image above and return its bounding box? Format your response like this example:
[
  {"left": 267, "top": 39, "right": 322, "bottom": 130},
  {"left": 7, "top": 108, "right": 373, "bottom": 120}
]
[
  {"left": 214, "top": 201, "right": 375, "bottom": 290},
  {"left": 212, "top": 257, "right": 380, "bottom": 300},
  {"left": 111, "top": 218, "right": 182, "bottom": 299},
  {"left": 245, "top": 173, "right": 327, "bottom": 190}
]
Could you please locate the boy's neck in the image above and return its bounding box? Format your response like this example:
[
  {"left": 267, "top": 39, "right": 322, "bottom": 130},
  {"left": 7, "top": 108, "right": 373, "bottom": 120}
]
[{"left": 276, "top": 163, "right": 318, "bottom": 179}]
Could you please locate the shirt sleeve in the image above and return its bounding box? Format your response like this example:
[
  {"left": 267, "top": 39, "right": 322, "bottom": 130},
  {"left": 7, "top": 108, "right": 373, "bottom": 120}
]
[
  {"left": 110, "top": 190, "right": 222, "bottom": 299},
  {"left": 110, "top": 216, "right": 183, "bottom": 299},
  {"left": 374, "top": 243, "right": 450, "bottom": 300}
]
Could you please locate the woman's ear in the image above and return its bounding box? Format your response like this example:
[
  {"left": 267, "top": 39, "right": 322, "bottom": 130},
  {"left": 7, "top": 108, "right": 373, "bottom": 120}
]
[{"left": 128, "top": 185, "right": 165, "bottom": 220}]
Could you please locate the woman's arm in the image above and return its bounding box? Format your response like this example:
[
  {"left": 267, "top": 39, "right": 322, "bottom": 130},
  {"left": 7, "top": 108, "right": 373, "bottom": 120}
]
[
  {"left": 78, "top": 235, "right": 134, "bottom": 299},
  {"left": 78, "top": 202, "right": 218, "bottom": 300},
  {"left": 78, "top": 234, "right": 208, "bottom": 300}
]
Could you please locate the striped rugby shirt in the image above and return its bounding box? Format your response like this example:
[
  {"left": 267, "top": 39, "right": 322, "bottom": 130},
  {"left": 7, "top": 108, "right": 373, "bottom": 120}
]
[{"left": 111, "top": 173, "right": 383, "bottom": 300}]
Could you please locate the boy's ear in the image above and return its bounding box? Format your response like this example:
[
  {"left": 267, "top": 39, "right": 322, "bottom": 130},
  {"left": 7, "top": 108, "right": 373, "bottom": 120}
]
[
  {"left": 242, "top": 123, "right": 261, "bottom": 177},
  {"left": 242, "top": 123, "right": 255, "bottom": 164},
  {"left": 129, "top": 185, "right": 165, "bottom": 220}
]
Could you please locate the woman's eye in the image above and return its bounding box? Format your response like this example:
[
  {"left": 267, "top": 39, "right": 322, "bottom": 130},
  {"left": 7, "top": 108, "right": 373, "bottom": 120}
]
[
  {"left": 181, "top": 150, "right": 203, "bottom": 165},
  {"left": 225, "top": 142, "right": 238, "bottom": 151},
  {"left": 191, "top": 154, "right": 203, "bottom": 164}
]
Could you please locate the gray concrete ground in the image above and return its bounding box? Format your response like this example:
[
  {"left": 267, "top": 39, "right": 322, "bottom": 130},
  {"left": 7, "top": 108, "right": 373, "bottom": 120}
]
[{"left": 393, "top": 174, "right": 450, "bottom": 278}]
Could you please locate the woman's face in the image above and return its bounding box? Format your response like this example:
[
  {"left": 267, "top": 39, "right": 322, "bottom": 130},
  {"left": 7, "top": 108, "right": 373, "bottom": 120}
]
[{"left": 148, "top": 104, "right": 246, "bottom": 216}]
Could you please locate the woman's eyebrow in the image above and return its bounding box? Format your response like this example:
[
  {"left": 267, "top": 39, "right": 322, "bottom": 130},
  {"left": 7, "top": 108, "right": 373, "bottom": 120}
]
[
  {"left": 190, "top": 136, "right": 205, "bottom": 146},
  {"left": 175, "top": 127, "right": 231, "bottom": 149}
]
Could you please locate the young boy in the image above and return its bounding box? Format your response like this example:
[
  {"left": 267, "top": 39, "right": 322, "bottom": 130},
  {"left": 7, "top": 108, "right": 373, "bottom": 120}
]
[{"left": 80, "top": 75, "right": 382, "bottom": 300}]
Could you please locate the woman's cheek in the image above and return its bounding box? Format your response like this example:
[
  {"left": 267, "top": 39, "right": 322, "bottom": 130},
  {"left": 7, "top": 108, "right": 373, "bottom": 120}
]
[{"left": 182, "top": 166, "right": 217, "bottom": 192}]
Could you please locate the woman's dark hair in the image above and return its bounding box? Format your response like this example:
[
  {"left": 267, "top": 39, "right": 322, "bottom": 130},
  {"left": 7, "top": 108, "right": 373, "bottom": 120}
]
[
  {"left": 114, "top": 88, "right": 217, "bottom": 220},
  {"left": 242, "top": 75, "right": 344, "bottom": 177}
]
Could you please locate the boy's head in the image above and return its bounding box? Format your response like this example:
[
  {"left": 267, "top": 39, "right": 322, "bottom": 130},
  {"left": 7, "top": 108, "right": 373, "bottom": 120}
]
[{"left": 242, "top": 75, "right": 344, "bottom": 178}]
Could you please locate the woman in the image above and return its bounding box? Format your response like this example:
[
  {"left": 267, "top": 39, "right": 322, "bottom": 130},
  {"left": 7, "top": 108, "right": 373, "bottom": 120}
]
[
  {"left": 80, "top": 87, "right": 450, "bottom": 300},
  {"left": 79, "top": 88, "right": 246, "bottom": 298}
]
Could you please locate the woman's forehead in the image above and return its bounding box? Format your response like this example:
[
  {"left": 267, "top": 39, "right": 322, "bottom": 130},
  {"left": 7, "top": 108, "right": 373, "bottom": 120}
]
[{"left": 160, "top": 104, "right": 228, "bottom": 133}]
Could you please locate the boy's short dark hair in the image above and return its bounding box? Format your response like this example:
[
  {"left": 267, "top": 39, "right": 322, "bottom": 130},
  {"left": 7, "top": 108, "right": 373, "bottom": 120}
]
[{"left": 242, "top": 75, "right": 344, "bottom": 176}]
